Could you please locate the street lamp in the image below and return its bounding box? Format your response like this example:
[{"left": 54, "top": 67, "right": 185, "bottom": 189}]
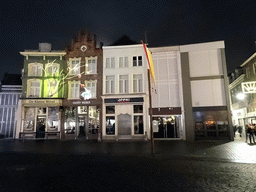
[{"left": 237, "top": 93, "right": 245, "bottom": 100}]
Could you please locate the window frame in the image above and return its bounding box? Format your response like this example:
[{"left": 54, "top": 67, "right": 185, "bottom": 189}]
[
  {"left": 84, "top": 80, "right": 97, "bottom": 99},
  {"left": 106, "top": 57, "right": 115, "bottom": 68},
  {"left": 28, "top": 63, "right": 43, "bottom": 76},
  {"left": 68, "top": 58, "right": 81, "bottom": 76},
  {"left": 119, "top": 75, "right": 129, "bottom": 93},
  {"left": 133, "top": 56, "right": 143, "bottom": 67},
  {"left": 105, "top": 75, "right": 115, "bottom": 94},
  {"left": 45, "top": 63, "right": 60, "bottom": 77},
  {"left": 85, "top": 56, "right": 97, "bottom": 74},
  {"left": 133, "top": 74, "right": 143, "bottom": 93},
  {"left": 27, "top": 79, "right": 42, "bottom": 98},
  {"left": 119, "top": 56, "right": 129, "bottom": 68},
  {"left": 68, "top": 81, "right": 80, "bottom": 99}
]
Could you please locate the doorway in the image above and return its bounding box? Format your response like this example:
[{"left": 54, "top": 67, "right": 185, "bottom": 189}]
[
  {"left": 78, "top": 115, "right": 87, "bottom": 138},
  {"left": 36, "top": 116, "right": 46, "bottom": 138}
]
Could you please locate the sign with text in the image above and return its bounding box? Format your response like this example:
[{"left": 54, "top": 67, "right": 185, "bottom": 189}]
[{"left": 105, "top": 97, "right": 144, "bottom": 103}]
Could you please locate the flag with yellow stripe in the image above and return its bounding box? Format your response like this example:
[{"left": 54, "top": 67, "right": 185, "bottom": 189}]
[{"left": 142, "top": 43, "right": 155, "bottom": 84}]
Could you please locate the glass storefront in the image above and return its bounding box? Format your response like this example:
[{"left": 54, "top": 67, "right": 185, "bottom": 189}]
[
  {"left": 153, "top": 116, "right": 180, "bottom": 138},
  {"left": 64, "top": 106, "right": 99, "bottom": 139},
  {"left": 23, "top": 107, "right": 36, "bottom": 131}
]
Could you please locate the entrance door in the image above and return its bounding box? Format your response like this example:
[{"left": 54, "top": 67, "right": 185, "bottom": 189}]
[
  {"left": 118, "top": 114, "right": 132, "bottom": 135},
  {"left": 36, "top": 116, "right": 46, "bottom": 138},
  {"left": 153, "top": 116, "right": 179, "bottom": 139},
  {"left": 78, "top": 116, "right": 87, "bottom": 138}
]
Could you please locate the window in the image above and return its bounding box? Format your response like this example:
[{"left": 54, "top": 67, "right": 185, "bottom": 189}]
[
  {"left": 119, "top": 57, "right": 129, "bottom": 68},
  {"left": 28, "top": 63, "right": 43, "bottom": 76},
  {"left": 133, "top": 74, "right": 143, "bottom": 93},
  {"left": 86, "top": 57, "right": 97, "bottom": 74},
  {"left": 253, "top": 63, "right": 256, "bottom": 74},
  {"left": 27, "top": 80, "right": 41, "bottom": 97},
  {"left": 84, "top": 80, "right": 97, "bottom": 98},
  {"left": 69, "top": 81, "right": 80, "bottom": 99},
  {"left": 45, "top": 79, "right": 59, "bottom": 98},
  {"left": 106, "top": 75, "right": 115, "bottom": 94},
  {"left": 46, "top": 63, "right": 60, "bottom": 76},
  {"left": 106, "top": 106, "right": 115, "bottom": 114},
  {"left": 246, "top": 67, "right": 250, "bottom": 78},
  {"left": 69, "top": 58, "right": 81, "bottom": 75},
  {"left": 106, "top": 57, "right": 115, "bottom": 68},
  {"left": 134, "top": 105, "right": 143, "bottom": 113},
  {"left": 133, "top": 56, "right": 142, "bottom": 66},
  {"left": 119, "top": 75, "right": 129, "bottom": 93}
]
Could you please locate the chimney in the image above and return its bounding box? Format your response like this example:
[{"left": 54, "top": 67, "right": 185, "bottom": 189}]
[{"left": 39, "top": 43, "right": 52, "bottom": 52}]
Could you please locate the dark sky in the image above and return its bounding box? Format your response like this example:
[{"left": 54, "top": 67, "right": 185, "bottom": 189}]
[{"left": 1, "top": 0, "right": 256, "bottom": 81}]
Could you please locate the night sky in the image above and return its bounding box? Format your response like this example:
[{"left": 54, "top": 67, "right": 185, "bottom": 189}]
[{"left": 1, "top": 0, "right": 256, "bottom": 81}]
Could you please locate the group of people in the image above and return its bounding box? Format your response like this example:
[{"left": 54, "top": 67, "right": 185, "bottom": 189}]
[{"left": 245, "top": 124, "right": 256, "bottom": 144}]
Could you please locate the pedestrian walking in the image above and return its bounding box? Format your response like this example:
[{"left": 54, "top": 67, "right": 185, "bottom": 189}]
[
  {"left": 246, "top": 124, "right": 255, "bottom": 144},
  {"left": 237, "top": 126, "right": 242, "bottom": 137}
]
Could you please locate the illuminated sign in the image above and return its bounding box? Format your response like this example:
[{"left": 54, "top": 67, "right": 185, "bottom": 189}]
[
  {"left": 81, "top": 87, "right": 92, "bottom": 100},
  {"left": 105, "top": 97, "right": 144, "bottom": 103}
]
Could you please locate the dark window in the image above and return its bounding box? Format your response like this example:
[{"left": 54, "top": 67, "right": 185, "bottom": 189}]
[
  {"left": 134, "top": 105, "right": 143, "bottom": 113},
  {"left": 138, "top": 56, "right": 142, "bottom": 66},
  {"left": 106, "top": 106, "right": 115, "bottom": 114},
  {"left": 133, "top": 57, "right": 137, "bottom": 66}
]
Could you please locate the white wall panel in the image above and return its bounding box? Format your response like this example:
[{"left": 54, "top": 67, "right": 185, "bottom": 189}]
[
  {"left": 189, "top": 50, "right": 223, "bottom": 77},
  {"left": 191, "top": 79, "right": 226, "bottom": 107}
]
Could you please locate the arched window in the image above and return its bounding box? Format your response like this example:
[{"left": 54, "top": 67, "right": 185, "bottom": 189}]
[
  {"left": 28, "top": 63, "right": 43, "bottom": 76},
  {"left": 45, "top": 63, "right": 60, "bottom": 76}
]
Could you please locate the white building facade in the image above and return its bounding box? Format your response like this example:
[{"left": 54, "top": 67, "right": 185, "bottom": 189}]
[{"left": 102, "top": 44, "right": 149, "bottom": 140}]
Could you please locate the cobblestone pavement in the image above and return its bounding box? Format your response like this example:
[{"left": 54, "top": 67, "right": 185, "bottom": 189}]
[{"left": 1, "top": 153, "right": 256, "bottom": 191}]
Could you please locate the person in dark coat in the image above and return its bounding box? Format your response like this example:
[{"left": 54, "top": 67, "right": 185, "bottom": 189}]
[
  {"left": 233, "top": 125, "right": 237, "bottom": 138},
  {"left": 246, "top": 124, "right": 255, "bottom": 144},
  {"left": 237, "top": 126, "right": 242, "bottom": 137}
]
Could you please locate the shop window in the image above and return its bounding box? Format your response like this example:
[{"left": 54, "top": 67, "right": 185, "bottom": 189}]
[
  {"left": 78, "top": 106, "right": 87, "bottom": 114},
  {"left": 88, "top": 106, "right": 99, "bottom": 134},
  {"left": 106, "top": 106, "right": 115, "bottom": 114},
  {"left": 205, "top": 121, "right": 216, "bottom": 130},
  {"left": 47, "top": 107, "right": 59, "bottom": 131},
  {"left": 106, "top": 116, "right": 115, "bottom": 135},
  {"left": 195, "top": 122, "right": 204, "bottom": 130},
  {"left": 23, "top": 108, "right": 35, "bottom": 131},
  {"left": 134, "top": 105, "right": 143, "bottom": 113},
  {"left": 217, "top": 121, "right": 228, "bottom": 131},
  {"left": 134, "top": 116, "right": 143, "bottom": 134},
  {"left": 38, "top": 108, "right": 46, "bottom": 115},
  {"left": 64, "top": 107, "right": 76, "bottom": 134}
]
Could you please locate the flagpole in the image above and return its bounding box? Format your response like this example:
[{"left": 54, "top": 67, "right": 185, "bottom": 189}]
[{"left": 147, "top": 69, "right": 154, "bottom": 154}]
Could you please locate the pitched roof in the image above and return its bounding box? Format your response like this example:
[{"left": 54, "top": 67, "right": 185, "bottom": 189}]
[
  {"left": 111, "top": 35, "right": 138, "bottom": 46},
  {"left": 1, "top": 73, "right": 22, "bottom": 85}
]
